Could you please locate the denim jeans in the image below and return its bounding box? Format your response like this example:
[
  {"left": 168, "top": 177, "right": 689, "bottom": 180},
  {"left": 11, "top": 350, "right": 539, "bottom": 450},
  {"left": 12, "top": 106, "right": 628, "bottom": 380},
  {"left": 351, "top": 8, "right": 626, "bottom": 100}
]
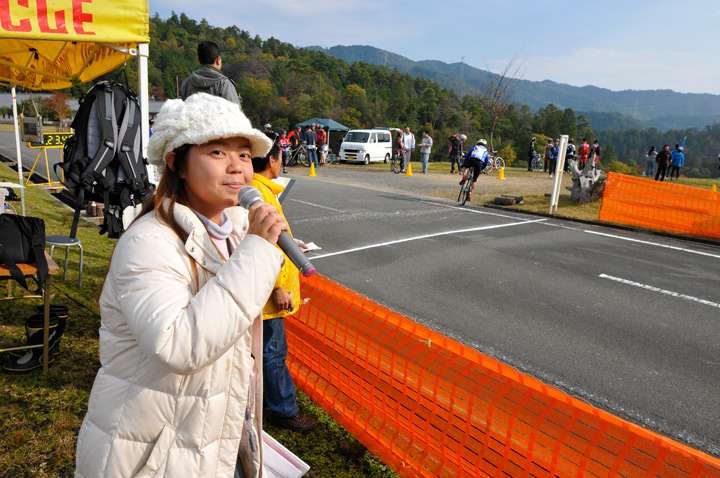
[
  {"left": 263, "top": 317, "right": 299, "bottom": 418},
  {"left": 307, "top": 148, "right": 318, "bottom": 167},
  {"left": 451, "top": 153, "right": 462, "bottom": 173},
  {"left": 645, "top": 159, "right": 654, "bottom": 177},
  {"left": 420, "top": 152, "right": 429, "bottom": 172}
]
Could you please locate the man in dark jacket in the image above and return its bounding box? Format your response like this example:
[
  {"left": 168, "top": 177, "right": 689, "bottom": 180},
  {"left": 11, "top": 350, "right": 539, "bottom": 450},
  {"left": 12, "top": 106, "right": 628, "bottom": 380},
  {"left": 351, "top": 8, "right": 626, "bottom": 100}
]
[
  {"left": 448, "top": 133, "right": 465, "bottom": 174},
  {"left": 654, "top": 145, "right": 672, "bottom": 181},
  {"left": 180, "top": 41, "right": 241, "bottom": 105},
  {"left": 303, "top": 125, "right": 318, "bottom": 167}
]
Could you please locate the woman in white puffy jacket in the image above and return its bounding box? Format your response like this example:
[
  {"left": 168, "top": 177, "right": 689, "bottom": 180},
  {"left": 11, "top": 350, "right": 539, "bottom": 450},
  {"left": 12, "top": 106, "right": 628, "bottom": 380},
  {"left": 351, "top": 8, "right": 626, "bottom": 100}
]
[{"left": 75, "top": 93, "right": 288, "bottom": 478}]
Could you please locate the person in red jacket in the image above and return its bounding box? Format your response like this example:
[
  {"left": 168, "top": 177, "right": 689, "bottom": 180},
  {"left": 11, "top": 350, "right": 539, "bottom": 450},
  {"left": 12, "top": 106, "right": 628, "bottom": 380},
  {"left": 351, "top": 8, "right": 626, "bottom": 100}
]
[
  {"left": 315, "top": 124, "right": 327, "bottom": 166},
  {"left": 578, "top": 138, "right": 590, "bottom": 170}
]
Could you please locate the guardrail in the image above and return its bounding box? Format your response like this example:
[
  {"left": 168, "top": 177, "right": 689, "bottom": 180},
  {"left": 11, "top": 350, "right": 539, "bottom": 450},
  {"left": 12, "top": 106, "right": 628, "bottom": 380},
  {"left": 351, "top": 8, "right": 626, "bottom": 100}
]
[{"left": 286, "top": 273, "right": 720, "bottom": 477}]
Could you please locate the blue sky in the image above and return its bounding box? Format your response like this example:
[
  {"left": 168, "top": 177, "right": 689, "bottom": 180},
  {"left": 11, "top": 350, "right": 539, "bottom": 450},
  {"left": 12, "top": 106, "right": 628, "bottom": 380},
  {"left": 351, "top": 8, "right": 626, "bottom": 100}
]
[{"left": 149, "top": 0, "right": 720, "bottom": 95}]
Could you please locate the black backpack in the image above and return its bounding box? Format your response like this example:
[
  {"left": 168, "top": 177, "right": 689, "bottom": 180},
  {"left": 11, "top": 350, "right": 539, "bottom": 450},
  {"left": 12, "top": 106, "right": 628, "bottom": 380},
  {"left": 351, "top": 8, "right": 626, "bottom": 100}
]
[{"left": 57, "top": 81, "right": 150, "bottom": 239}]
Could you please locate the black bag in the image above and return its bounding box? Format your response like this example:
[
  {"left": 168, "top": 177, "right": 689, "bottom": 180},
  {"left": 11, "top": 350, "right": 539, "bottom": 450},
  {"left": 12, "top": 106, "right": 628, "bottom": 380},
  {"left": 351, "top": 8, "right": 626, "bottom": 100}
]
[
  {"left": 55, "top": 81, "right": 150, "bottom": 239},
  {"left": 0, "top": 215, "right": 49, "bottom": 293}
]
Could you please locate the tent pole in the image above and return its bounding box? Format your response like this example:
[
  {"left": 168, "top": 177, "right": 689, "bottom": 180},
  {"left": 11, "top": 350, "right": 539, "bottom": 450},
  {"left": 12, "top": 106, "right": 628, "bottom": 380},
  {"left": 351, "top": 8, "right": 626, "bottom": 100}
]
[
  {"left": 10, "top": 85, "right": 25, "bottom": 216},
  {"left": 137, "top": 43, "right": 154, "bottom": 184}
]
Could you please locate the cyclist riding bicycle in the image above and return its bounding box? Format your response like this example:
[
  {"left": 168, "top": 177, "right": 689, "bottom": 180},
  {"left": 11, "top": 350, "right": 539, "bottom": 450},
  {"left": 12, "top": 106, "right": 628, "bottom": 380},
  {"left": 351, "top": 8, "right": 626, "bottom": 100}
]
[{"left": 458, "top": 139, "right": 489, "bottom": 201}]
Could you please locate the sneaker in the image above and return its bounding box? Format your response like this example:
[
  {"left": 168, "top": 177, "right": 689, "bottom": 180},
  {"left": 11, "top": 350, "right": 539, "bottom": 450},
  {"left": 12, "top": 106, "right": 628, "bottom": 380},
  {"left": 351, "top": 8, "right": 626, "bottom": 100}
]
[
  {"left": 549, "top": 174, "right": 554, "bottom": 179},
  {"left": 269, "top": 412, "right": 318, "bottom": 433},
  {"left": 283, "top": 169, "right": 287, "bottom": 174},
  {"left": 459, "top": 178, "right": 466, "bottom": 185}
]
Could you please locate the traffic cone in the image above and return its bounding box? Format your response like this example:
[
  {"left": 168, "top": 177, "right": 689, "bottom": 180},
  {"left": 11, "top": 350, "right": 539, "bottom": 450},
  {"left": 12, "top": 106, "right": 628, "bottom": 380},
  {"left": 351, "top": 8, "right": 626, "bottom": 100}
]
[
  {"left": 308, "top": 162, "right": 316, "bottom": 177},
  {"left": 498, "top": 166, "right": 506, "bottom": 180},
  {"left": 405, "top": 163, "right": 413, "bottom": 176}
]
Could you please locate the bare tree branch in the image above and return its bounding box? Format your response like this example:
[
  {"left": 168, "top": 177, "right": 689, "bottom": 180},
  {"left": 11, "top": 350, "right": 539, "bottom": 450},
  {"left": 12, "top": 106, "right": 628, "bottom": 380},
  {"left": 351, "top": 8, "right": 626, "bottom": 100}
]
[{"left": 477, "top": 53, "right": 524, "bottom": 152}]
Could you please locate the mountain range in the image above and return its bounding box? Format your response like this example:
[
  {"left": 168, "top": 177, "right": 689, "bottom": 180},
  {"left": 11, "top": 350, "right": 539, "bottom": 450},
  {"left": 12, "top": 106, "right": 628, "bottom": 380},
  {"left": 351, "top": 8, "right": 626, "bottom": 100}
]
[{"left": 308, "top": 45, "right": 720, "bottom": 132}]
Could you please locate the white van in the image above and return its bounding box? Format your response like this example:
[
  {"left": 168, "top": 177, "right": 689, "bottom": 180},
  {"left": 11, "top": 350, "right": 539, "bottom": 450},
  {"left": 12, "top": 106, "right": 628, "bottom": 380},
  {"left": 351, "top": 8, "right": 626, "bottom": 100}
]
[{"left": 339, "top": 129, "right": 393, "bottom": 164}]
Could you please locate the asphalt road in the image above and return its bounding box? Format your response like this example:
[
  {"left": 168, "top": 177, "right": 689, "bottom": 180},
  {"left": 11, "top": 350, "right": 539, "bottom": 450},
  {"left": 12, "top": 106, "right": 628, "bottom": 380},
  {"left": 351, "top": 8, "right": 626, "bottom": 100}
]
[
  {"left": 0, "top": 131, "right": 64, "bottom": 184},
  {"left": 281, "top": 171, "right": 720, "bottom": 458}
]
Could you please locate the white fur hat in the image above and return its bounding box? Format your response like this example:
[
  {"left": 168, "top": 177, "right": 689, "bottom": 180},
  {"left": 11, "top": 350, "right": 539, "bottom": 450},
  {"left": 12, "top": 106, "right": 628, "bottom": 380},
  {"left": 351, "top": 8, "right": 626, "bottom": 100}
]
[{"left": 147, "top": 93, "right": 272, "bottom": 167}]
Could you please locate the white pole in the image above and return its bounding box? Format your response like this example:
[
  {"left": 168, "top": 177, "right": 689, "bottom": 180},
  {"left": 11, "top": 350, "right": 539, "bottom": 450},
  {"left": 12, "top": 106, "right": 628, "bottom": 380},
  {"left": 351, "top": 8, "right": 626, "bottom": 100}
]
[
  {"left": 138, "top": 43, "right": 155, "bottom": 184},
  {"left": 10, "top": 85, "right": 26, "bottom": 216},
  {"left": 549, "top": 135, "right": 568, "bottom": 214}
]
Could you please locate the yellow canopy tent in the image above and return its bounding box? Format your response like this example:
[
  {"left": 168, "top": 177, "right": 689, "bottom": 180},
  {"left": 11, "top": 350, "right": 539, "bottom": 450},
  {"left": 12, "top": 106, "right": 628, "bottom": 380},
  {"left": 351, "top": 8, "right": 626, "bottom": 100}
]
[{"left": 0, "top": 0, "right": 150, "bottom": 214}]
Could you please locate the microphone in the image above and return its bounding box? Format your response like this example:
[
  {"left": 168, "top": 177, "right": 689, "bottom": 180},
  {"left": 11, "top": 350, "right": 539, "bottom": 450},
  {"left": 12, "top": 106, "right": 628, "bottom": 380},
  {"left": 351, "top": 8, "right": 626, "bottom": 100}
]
[{"left": 238, "top": 186, "right": 316, "bottom": 277}]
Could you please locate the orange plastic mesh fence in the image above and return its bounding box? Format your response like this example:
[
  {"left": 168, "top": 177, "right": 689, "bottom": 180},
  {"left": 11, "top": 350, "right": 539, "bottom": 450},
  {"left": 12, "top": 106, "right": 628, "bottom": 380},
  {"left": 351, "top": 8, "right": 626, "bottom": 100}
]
[
  {"left": 599, "top": 172, "right": 720, "bottom": 239},
  {"left": 285, "top": 273, "right": 720, "bottom": 478}
]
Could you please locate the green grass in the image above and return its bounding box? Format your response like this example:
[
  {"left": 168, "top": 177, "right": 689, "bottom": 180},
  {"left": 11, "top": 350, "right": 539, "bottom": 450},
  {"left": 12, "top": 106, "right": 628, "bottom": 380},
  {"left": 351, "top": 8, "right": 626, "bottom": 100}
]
[
  {"left": 0, "top": 162, "right": 399, "bottom": 478},
  {"left": 512, "top": 194, "right": 603, "bottom": 221}
]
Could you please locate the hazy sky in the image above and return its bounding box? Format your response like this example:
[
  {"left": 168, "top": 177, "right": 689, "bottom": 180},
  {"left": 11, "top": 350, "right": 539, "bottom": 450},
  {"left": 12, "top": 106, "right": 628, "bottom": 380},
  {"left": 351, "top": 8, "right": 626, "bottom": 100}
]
[{"left": 149, "top": 0, "right": 720, "bottom": 95}]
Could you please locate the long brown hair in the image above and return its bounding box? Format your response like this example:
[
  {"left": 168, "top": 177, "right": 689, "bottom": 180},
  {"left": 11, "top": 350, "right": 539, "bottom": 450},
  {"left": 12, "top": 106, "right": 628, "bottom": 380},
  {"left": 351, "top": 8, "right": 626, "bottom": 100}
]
[{"left": 137, "top": 144, "right": 192, "bottom": 242}]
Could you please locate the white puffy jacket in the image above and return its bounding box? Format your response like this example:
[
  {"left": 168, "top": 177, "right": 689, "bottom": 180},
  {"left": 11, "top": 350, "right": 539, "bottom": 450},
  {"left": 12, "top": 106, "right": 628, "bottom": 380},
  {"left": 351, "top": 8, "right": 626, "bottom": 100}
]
[{"left": 75, "top": 202, "right": 282, "bottom": 477}]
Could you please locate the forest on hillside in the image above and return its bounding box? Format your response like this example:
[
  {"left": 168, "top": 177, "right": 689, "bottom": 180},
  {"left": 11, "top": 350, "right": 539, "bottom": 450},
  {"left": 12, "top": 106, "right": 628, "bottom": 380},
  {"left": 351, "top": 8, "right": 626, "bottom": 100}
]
[{"left": 6, "top": 13, "right": 720, "bottom": 177}]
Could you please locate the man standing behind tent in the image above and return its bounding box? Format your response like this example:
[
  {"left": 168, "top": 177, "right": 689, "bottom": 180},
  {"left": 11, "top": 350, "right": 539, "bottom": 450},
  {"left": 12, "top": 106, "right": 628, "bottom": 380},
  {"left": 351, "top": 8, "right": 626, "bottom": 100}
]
[{"left": 180, "top": 41, "right": 241, "bottom": 105}]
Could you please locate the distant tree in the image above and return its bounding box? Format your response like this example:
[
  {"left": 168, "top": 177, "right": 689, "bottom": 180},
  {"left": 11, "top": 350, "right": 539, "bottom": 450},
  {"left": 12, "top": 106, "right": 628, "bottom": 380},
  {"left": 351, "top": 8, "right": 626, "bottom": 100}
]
[
  {"left": 44, "top": 92, "right": 71, "bottom": 128},
  {"left": 499, "top": 142, "right": 516, "bottom": 167},
  {"left": 534, "top": 104, "right": 561, "bottom": 139},
  {"left": 601, "top": 143, "right": 618, "bottom": 164},
  {"left": 476, "top": 54, "right": 522, "bottom": 153},
  {"left": 604, "top": 160, "right": 634, "bottom": 174},
  {"left": 576, "top": 114, "right": 594, "bottom": 142},
  {"left": 237, "top": 77, "right": 275, "bottom": 122},
  {"left": 150, "top": 85, "right": 166, "bottom": 100},
  {"left": 560, "top": 108, "right": 578, "bottom": 140},
  {"left": 339, "top": 107, "right": 362, "bottom": 130}
]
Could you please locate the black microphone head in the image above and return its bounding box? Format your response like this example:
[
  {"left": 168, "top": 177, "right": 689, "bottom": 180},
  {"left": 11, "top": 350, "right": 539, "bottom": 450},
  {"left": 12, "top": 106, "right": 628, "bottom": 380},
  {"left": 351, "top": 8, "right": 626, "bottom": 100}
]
[{"left": 238, "top": 186, "right": 263, "bottom": 209}]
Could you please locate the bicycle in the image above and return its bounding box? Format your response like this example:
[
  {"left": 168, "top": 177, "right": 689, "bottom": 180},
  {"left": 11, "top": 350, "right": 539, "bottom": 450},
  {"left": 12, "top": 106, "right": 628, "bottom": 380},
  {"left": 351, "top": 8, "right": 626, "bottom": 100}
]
[
  {"left": 390, "top": 149, "right": 406, "bottom": 174},
  {"left": 287, "top": 144, "right": 310, "bottom": 167},
  {"left": 482, "top": 151, "right": 505, "bottom": 173},
  {"left": 457, "top": 165, "right": 475, "bottom": 205},
  {"left": 531, "top": 152, "right": 544, "bottom": 172}
]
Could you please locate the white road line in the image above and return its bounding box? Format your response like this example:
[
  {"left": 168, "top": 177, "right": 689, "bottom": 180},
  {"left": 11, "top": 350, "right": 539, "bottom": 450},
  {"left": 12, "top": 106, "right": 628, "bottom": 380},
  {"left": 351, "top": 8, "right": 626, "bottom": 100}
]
[
  {"left": 418, "top": 200, "right": 529, "bottom": 220},
  {"left": 310, "top": 219, "right": 547, "bottom": 259},
  {"left": 599, "top": 274, "right": 720, "bottom": 309},
  {"left": 584, "top": 230, "right": 720, "bottom": 260},
  {"left": 288, "top": 198, "right": 345, "bottom": 213}
]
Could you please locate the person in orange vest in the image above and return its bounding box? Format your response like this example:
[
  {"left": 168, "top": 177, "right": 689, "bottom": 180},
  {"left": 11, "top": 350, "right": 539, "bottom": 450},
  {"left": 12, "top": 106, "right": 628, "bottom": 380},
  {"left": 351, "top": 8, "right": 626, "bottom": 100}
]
[{"left": 251, "top": 132, "right": 318, "bottom": 433}]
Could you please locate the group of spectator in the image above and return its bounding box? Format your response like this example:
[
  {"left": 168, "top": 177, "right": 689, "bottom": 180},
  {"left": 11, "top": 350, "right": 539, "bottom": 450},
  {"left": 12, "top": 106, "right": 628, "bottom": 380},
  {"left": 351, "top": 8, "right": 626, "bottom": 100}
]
[
  {"left": 650, "top": 137, "right": 686, "bottom": 181},
  {"left": 394, "top": 126, "right": 436, "bottom": 174},
  {"left": 527, "top": 137, "right": 598, "bottom": 177}
]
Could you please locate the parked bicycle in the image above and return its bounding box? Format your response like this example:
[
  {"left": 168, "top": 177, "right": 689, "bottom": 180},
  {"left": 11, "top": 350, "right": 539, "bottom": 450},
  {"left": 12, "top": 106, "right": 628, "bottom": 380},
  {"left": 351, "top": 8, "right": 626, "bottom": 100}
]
[
  {"left": 390, "top": 149, "right": 406, "bottom": 174},
  {"left": 287, "top": 144, "right": 310, "bottom": 167},
  {"left": 531, "top": 152, "right": 544, "bottom": 172},
  {"left": 457, "top": 165, "right": 475, "bottom": 205},
  {"left": 482, "top": 151, "right": 505, "bottom": 173}
]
